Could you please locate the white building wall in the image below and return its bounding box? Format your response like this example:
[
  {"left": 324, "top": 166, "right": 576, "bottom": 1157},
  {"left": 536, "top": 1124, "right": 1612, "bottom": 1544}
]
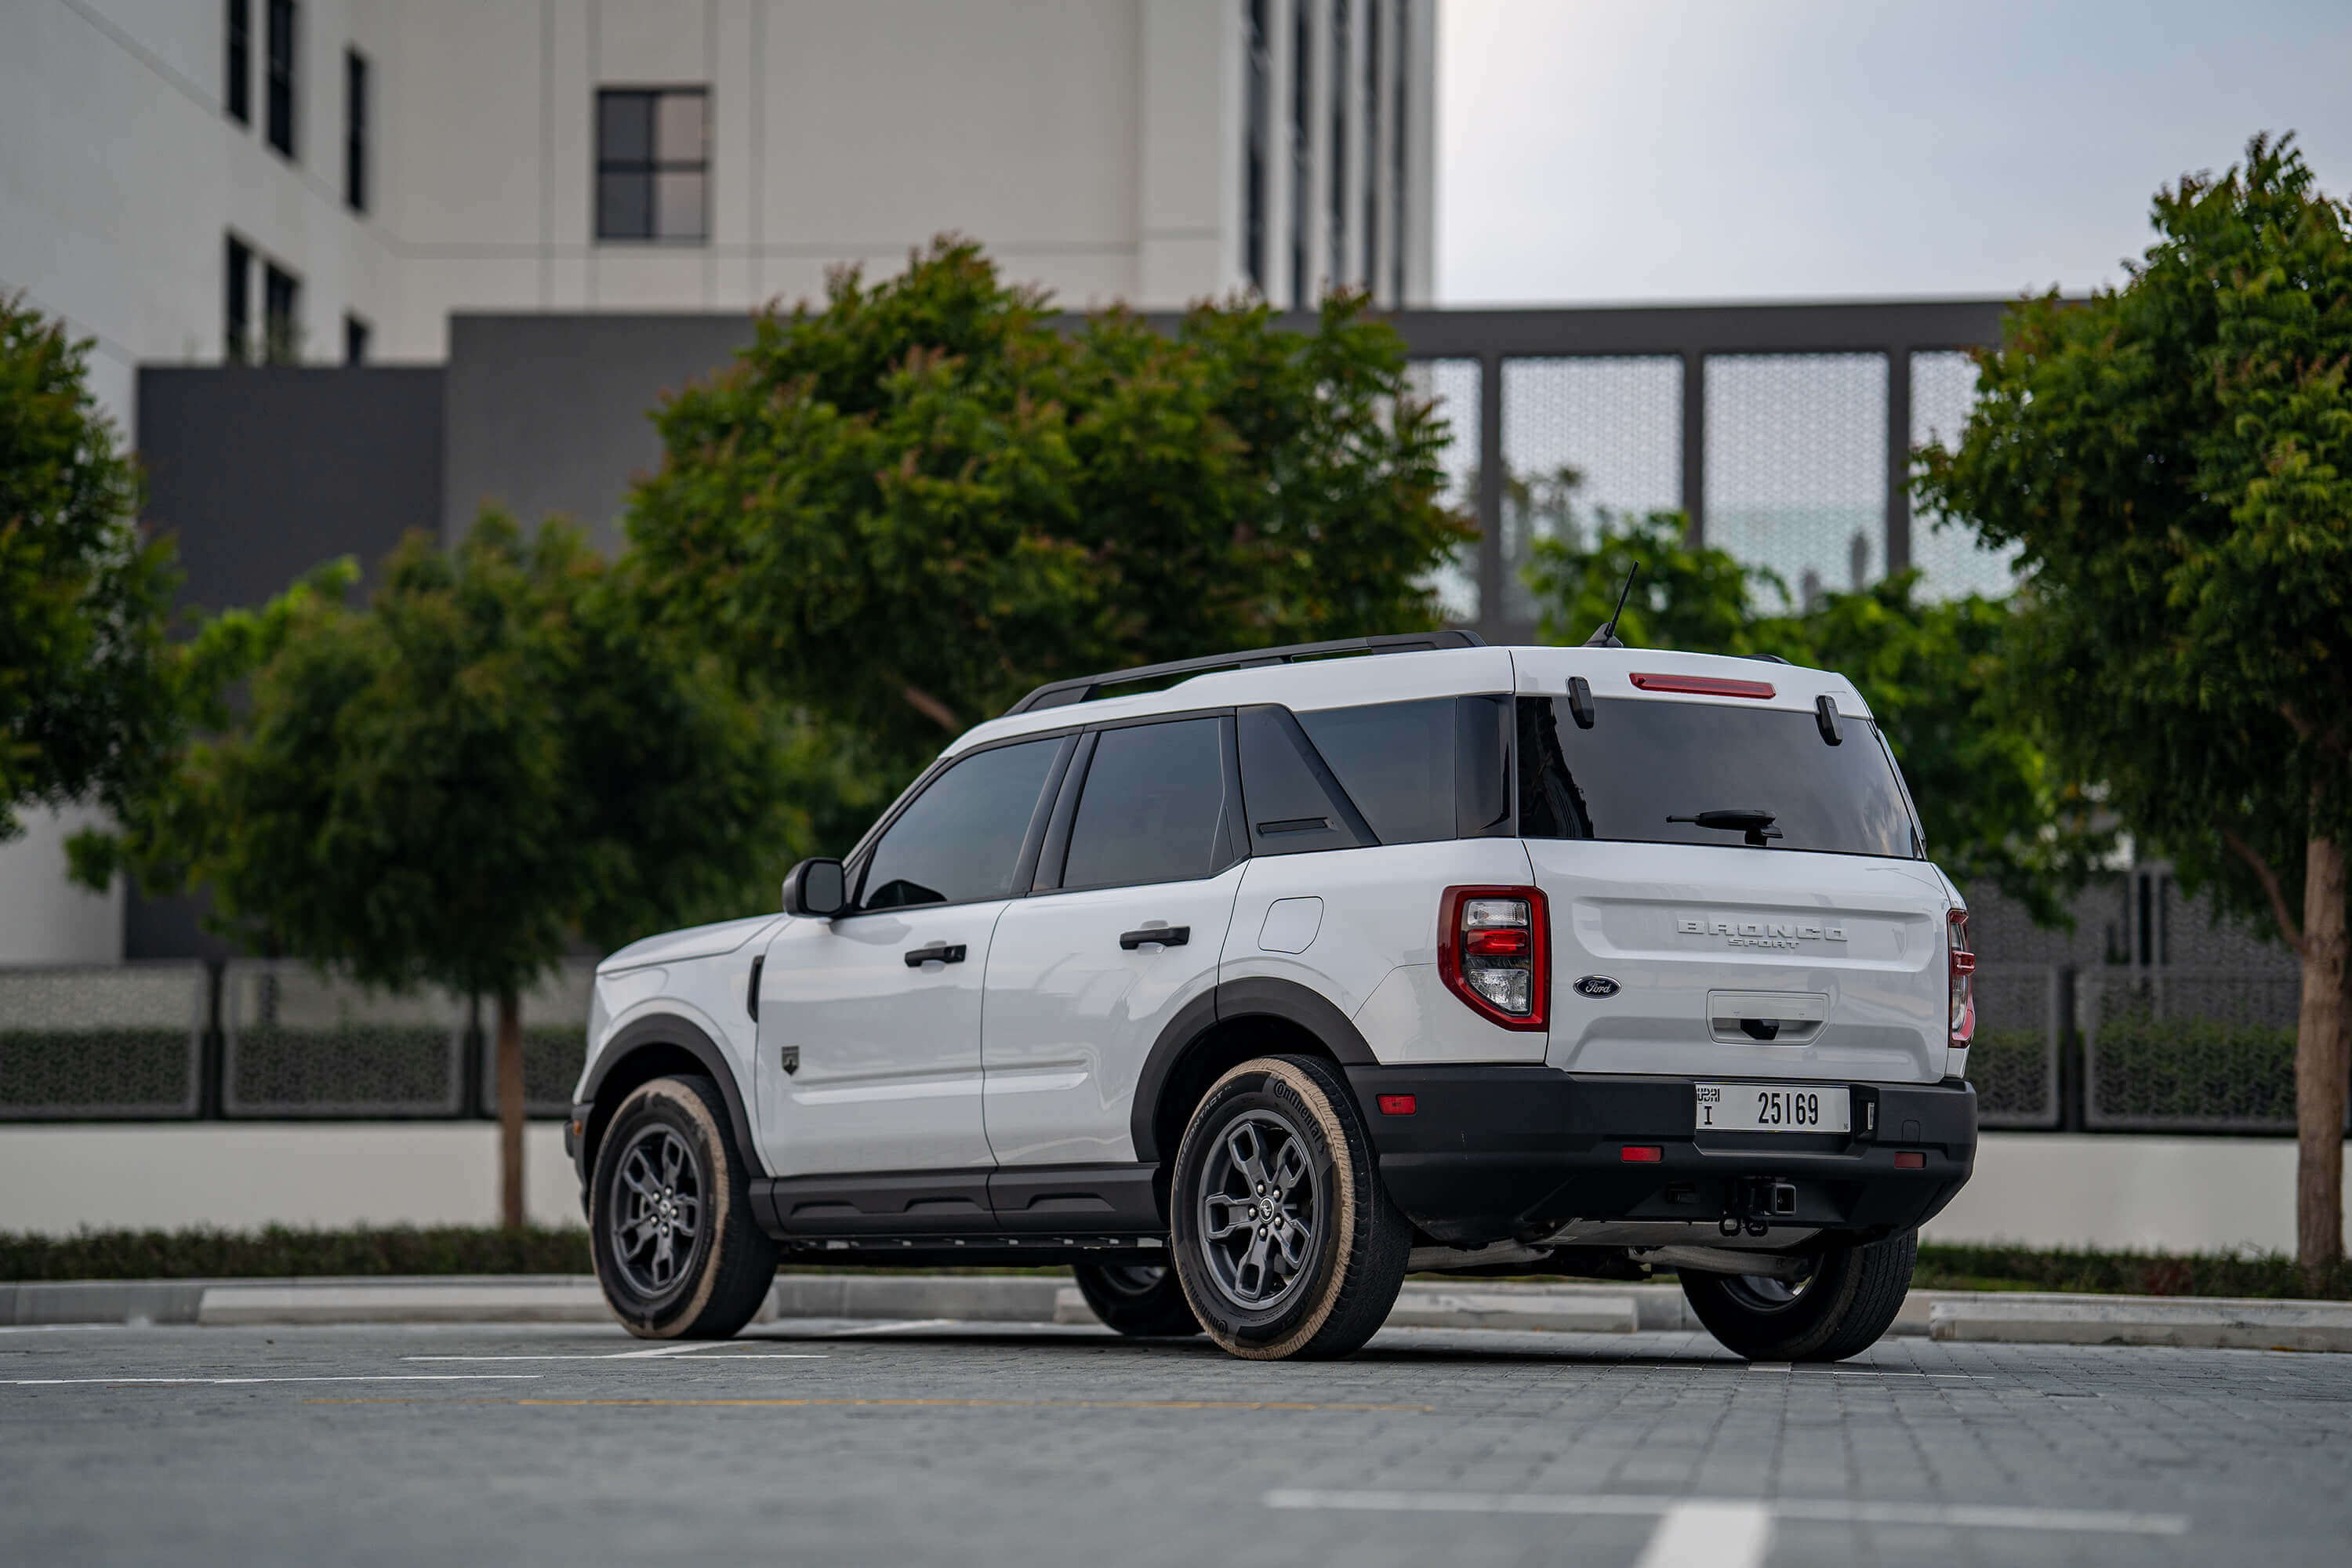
[{"left": 0, "top": 0, "right": 1435, "bottom": 964}]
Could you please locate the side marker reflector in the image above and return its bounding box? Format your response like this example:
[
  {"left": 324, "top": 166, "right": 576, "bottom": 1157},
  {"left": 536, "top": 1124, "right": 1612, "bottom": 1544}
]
[
  {"left": 1377, "top": 1094, "right": 1417, "bottom": 1116},
  {"left": 1621, "top": 1145, "right": 1663, "bottom": 1163},
  {"left": 1893, "top": 1150, "right": 1926, "bottom": 1170}
]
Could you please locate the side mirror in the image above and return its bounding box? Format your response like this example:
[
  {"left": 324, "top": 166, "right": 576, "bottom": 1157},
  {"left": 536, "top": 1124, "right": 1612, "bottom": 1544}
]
[{"left": 782, "top": 858, "right": 848, "bottom": 918}]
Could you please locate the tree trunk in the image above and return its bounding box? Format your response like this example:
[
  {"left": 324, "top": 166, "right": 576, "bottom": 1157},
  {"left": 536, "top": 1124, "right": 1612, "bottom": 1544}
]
[
  {"left": 2295, "top": 833, "right": 2348, "bottom": 1282},
  {"left": 497, "top": 988, "right": 525, "bottom": 1231}
]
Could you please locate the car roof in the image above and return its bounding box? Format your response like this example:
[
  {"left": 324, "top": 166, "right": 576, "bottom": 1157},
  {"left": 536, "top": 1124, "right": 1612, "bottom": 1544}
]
[{"left": 945, "top": 644, "right": 1870, "bottom": 758}]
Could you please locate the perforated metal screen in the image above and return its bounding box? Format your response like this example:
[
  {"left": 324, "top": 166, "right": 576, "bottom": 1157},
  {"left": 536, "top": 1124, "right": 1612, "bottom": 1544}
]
[
  {"left": 1497, "top": 356, "right": 1682, "bottom": 625},
  {"left": 1909, "top": 350, "right": 2023, "bottom": 601},
  {"left": 1704, "top": 354, "right": 1886, "bottom": 610},
  {"left": 1410, "top": 357, "right": 1481, "bottom": 622}
]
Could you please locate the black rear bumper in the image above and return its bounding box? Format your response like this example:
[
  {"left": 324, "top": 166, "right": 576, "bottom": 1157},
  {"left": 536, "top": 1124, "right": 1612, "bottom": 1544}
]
[{"left": 1345, "top": 1065, "right": 1976, "bottom": 1247}]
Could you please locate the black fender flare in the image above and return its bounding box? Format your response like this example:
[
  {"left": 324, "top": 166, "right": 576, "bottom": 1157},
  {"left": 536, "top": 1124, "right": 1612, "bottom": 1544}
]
[
  {"left": 577, "top": 1012, "right": 768, "bottom": 1181},
  {"left": 1127, "top": 976, "right": 1377, "bottom": 1163}
]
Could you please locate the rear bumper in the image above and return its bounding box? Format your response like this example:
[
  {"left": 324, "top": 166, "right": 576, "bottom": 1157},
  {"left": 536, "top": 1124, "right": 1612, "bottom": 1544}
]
[{"left": 1345, "top": 1065, "right": 1976, "bottom": 1247}]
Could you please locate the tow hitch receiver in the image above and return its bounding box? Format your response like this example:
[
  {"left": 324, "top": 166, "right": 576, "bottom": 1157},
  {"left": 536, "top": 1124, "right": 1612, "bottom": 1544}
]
[{"left": 1719, "top": 1177, "right": 1799, "bottom": 1236}]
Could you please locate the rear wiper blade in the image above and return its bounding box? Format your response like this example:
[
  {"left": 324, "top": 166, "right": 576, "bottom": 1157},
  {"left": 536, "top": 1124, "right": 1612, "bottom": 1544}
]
[{"left": 1667, "top": 808, "right": 1782, "bottom": 847}]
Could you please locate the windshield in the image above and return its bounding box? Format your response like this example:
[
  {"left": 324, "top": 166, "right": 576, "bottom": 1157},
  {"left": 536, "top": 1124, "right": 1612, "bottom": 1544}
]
[{"left": 1517, "top": 695, "right": 1920, "bottom": 859}]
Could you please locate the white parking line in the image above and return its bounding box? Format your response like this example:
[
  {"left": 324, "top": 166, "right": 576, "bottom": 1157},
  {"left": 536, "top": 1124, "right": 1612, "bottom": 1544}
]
[
  {"left": 604, "top": 1341, "right": 728, "bottom": 1359},
  {"left": 7, "top": 1374, "right": 546, "bottom": 1386},
  {"left": 1262, "top": 1490, "right": 2189, "bottom": 1538},
  {"left": 0, "top": 1323, "right": 132, "bottom": 1335},
  {"left": 1635, "top": 1501, "right": 1773, "bottom": 1568},
  {"left": 818, "top": 1319, "right": 960, "bottom": 1337},
  {"left": 402, "top": 1353, "right": 829, "bottom": 1362}
]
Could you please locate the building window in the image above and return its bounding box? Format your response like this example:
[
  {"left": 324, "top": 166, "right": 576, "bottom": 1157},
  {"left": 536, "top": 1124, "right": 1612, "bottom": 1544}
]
[
  {"left": 345, "top": 49, "right": 368, "bottom": 212},
  {"left": 224, "top": 235, "right": 252, "bottom": 362},
  {"left": 1391, "top": 0, "right": 1409, "bottom": 303},
  {"left": 1290, "top": 1, "right": 1311, "bottom": 306},
  {"left": 1243, "top": 0, "right": 1269, "bottom": 295},
  {"left": 1328, "top": 0, "right": 1348, "bottom": 291},
  {"left": 263, "top": 263, "right": 300, "bottom": 363},
  {"left": 1364, "top": 0, "right": 1381, "bottom": 294},
  {"left": 595, "top": 87, "right": 708, "bottom": 242},
  {"left": 226, "top": 0, "right": 251, "bottom": 125},
  {"left": 265, "top": 0, "right": 297, "bottom": 158},
  {"left": 343, "top": 313, "right": 370, "bottom": 365}
]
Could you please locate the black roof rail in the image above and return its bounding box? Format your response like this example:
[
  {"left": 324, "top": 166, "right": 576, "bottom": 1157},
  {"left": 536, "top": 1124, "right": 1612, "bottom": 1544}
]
[{"left": 1003, "top": 630, "right": 1489, "bottom": 716}]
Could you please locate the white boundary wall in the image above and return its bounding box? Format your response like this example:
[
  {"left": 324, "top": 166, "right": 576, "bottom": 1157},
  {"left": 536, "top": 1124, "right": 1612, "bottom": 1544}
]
[{"left": 0, "top": 1129, "right": 2345, "bottom": 1253}]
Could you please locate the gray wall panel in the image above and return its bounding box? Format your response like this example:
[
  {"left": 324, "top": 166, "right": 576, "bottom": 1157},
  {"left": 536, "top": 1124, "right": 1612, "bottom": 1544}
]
[{"left": 441, "top": 314, "right": 758, "bottom": 550}]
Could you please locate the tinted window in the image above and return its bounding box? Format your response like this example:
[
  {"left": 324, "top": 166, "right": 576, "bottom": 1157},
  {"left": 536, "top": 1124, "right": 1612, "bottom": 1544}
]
[
  {"left": 1518, "top": 696, "right": 1918, "bottom": 858},
  {"left": 1298, "top": 699, "right": 1456, "bottom": 846},
  {"left": 861, "top": 739, "right": 1061, "bottom": 910},
  {"left": 1062, "top": 719, "right": 1231, "bottom": 891},
  {"left": 1237, "top": 706, "right": 1368, "bottom": 857}
]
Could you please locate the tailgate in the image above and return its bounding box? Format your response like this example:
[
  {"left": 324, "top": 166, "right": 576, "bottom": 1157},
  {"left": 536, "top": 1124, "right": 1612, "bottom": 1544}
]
[{"left": 1531, "top": 839, "right": 1952, "bottom": 1083}]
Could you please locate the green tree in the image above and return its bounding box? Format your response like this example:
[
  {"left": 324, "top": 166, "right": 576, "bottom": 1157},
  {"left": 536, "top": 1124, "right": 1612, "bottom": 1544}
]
[
  {"left": 0, "top": 295, "right": 183, "bottom": 844},
  {"left": 1918, "top": 134, "right": 2352, "bottom": 1276},
  {"left": 87, "top": 517, "right": 793, "bottom": 1226},
  {"left": 626, "top": 238, "right": 1473, "bottom": 807},
  {"left": 1523, "top": 507, "right": 2104, "bottom": 926}
]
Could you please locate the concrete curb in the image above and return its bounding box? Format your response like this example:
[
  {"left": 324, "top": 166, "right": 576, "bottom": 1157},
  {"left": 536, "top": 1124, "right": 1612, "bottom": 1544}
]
[{"left": 7, "top": 1274, "right": 2350, "bottom": 1350}]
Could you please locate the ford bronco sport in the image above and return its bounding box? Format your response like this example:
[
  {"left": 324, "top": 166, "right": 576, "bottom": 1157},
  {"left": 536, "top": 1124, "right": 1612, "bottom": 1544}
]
[{"left": 567, "top": 631, "right": 1977, "bottom": 1361}]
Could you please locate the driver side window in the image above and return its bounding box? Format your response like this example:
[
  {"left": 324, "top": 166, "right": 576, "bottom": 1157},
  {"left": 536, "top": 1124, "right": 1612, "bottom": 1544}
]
[{"left": 857, "top": 738, "right": 1063, "bottom": 911}]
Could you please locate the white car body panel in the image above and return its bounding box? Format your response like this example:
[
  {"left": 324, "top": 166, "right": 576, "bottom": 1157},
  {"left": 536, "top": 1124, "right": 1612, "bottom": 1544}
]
[{"left": 980, "top": 862, "right": 1243, "bottom": 1165}]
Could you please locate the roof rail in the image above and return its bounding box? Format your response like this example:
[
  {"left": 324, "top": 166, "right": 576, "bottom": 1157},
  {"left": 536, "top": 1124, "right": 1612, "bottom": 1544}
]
[{"left": 1003, "top": 630, "right": 1489, "bottom": 716}]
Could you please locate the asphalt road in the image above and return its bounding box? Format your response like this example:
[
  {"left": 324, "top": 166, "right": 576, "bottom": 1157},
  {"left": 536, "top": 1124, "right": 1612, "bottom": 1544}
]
[{"left": 3, "top": 1316, "right": 2347, "bottom": 1566}]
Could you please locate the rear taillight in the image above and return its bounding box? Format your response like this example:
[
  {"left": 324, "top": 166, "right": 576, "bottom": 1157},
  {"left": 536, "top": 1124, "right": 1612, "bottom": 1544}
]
[
  {"left": 1439, "top": 886, "right": 1549, "bottom": 1032},
  {"left": 1947, "top": 909, "right": 1976, "bottom": 1047}
]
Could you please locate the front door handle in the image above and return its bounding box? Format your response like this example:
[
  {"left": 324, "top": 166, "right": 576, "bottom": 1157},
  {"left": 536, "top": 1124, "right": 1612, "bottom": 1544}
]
[
  {"left": 904, "top": 942, "right": 967, "bottom": 967},
  {"left": 1119, "top": 926, "right": 1190, "bottom": 950}
]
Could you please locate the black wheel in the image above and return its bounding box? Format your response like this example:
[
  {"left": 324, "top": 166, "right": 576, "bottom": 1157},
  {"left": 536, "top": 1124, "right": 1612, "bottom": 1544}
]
[
  {"left": 1169, "top": 1054, "right": 1410, "bottom": 1361},
  {"left": 590, "top": 1074, "right": 777, "bottom": 1340},
  {"left": 1679, "top": 1229, "right": 1918, "bottom": 1362},
  {"left": 1071, "top": 1261, "right": 1202, "bottom": 1338}
]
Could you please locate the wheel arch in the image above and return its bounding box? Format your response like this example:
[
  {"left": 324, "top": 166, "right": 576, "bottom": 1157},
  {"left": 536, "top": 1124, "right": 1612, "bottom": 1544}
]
[
  {"left": 578, "top": 1014, "right": 766, "bottom": 1186},
  {"left": 1131, "top": 977, "right": 1378, "bottom": 1183}
]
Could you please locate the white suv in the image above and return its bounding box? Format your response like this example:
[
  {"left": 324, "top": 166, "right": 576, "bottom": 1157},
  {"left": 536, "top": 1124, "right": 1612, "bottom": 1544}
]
[{"left": 567, "top": 633, "right": 1978, "bottom": 1362}]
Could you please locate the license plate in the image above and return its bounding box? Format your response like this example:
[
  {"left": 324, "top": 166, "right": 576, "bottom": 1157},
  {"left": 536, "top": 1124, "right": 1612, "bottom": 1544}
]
[{"left": 1695, "top": 1083, "right": 1850, "bottom": 1133}]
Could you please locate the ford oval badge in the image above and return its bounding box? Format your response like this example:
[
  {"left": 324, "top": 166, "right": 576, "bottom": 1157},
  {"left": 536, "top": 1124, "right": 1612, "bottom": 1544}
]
[{"left": 1573, "top": 975, "right": 1621, "bottom": 1000}]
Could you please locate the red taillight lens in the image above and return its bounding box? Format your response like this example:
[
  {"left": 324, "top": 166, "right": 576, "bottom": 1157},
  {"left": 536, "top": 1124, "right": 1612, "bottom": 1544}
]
[
  {"left": 1621, "top": 1145, "right": 1663, "bottom": 1163},
  {"left": 1439, "top": 887, "right": 1549, "bottom": 1032},
  {"left": 1947, "top": 909, "right": 1975, "bottom": 1047},
  {"left": 1377, "top": 1094, "right": 1417, "bottom": 1116}
]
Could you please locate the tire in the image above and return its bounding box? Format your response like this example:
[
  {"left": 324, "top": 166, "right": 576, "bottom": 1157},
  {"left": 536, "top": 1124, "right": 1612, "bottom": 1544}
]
[
  {"left": 590, "top": 1073, "right": 778, "bottom": 1340},
  {"left": 1071, "top": 1261, "right": 1203, "bottom": 1338},
  {"left": 1169, "top": 1054, "right": 1410, "bottom": 1361},
  {"left": 1679, "top": 1229, "right": 1918, "bottom": 1362}
]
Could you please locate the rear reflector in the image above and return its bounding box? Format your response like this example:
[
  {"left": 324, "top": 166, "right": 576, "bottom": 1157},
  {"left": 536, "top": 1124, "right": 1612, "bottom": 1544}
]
[
  {"left": 1893, "top": 1151, "right": 1926, "bottom": 1170},
  {"left": 1621, "top": 1145, "right": 1663, "bottom": 1163},
  {"left": 1629, "top": 672, "right": 1777, "bottom": 699},
  {"left": 1377, "top": 1094, "right": 1417, "bottom": 1116}
]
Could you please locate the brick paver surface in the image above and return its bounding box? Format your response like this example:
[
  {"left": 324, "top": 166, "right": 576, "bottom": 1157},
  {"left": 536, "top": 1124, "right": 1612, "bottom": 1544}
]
[{"left": 2, "top": 1319, "right": 2345, "bottom": 1565}]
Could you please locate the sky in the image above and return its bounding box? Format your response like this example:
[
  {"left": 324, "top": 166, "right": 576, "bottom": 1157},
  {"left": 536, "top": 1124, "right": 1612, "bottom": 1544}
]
[{"left": 1436, "top": 0, "right": 2352, "bottom": 304}]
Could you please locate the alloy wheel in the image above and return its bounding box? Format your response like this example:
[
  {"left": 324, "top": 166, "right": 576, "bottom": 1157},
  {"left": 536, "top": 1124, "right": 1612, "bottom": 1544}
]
[
  {"left": 1195, "top": 1109, "right": 1322, "bottom": 1311},
  {"left": 609, "top": 1126, "right": 705, "bottom": 1298}
]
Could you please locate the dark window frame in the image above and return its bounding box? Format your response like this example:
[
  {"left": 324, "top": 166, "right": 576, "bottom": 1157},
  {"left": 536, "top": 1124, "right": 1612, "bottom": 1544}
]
[
  {"left": 593, "top": 85, "right": 710, "bottom": 244},
  {"left": 265, "top": 0, "right": 296, "bottom": 159},
  {"left": 226, "top": 0, "right": 251, "bottom": 125},
  {"left": 841, "top": 731, "right": 1077, "bottom": 916},
  {"left": 262, "top": 262, "right": 299, "bottom": 364},
  {"left": 223, "top": 234, "right": 252, "bottom": 362},
  {"left": 344, "top": 47, "right": 368, "bottom": 213}
]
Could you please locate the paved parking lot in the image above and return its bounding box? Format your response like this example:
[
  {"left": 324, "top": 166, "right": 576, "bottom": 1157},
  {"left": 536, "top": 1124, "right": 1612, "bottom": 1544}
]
[{"left": 3, "top": 1317, "right": 2347, "bottom": 1566}]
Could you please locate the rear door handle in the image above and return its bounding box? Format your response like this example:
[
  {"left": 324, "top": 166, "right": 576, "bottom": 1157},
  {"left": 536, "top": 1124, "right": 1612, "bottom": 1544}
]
[
  {"left": 1119, "top": 926, "right": 1190, "bottom": 950},
  {"left": 903, "top": 943, "right": 967, "bottom": 967}
]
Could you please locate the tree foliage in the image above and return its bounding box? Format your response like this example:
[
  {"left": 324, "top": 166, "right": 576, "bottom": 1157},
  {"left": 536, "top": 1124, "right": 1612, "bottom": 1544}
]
[
  {"left": 89, "top": 516, "right": 793, "bottom": 993},
  {"left": 0, "top": 295, "right": 183, "bottom": 842},
  {"left": 626, "top": 239, "right": 1474, "bottom": 798},
  {"left": 1522, "top": 506, "right": 2106, "bottom": 926},
  {"left": 1916, "top": 133, "right": 2352, "bottom": 1272}
]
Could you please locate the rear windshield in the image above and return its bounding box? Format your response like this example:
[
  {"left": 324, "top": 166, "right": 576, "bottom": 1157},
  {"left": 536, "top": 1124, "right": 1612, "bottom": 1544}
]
[{"left": 1517, "top": 695, "right": 1919, "bottom": 859}]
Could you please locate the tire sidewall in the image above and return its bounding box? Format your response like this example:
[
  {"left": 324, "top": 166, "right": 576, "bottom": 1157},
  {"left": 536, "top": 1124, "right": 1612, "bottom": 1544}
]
[
  {"left": 590, "top": 1076, "right": 736, "bottom": 1338},
  {"left": 1170, "top": 1057, "right": 1363, "bottom": 1359}
]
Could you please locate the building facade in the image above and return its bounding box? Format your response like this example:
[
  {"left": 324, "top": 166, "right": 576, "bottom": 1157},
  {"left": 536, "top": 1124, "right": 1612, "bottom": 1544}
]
[{"left": 0, "top": 0, "right": 1438, "bottom": 964}]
